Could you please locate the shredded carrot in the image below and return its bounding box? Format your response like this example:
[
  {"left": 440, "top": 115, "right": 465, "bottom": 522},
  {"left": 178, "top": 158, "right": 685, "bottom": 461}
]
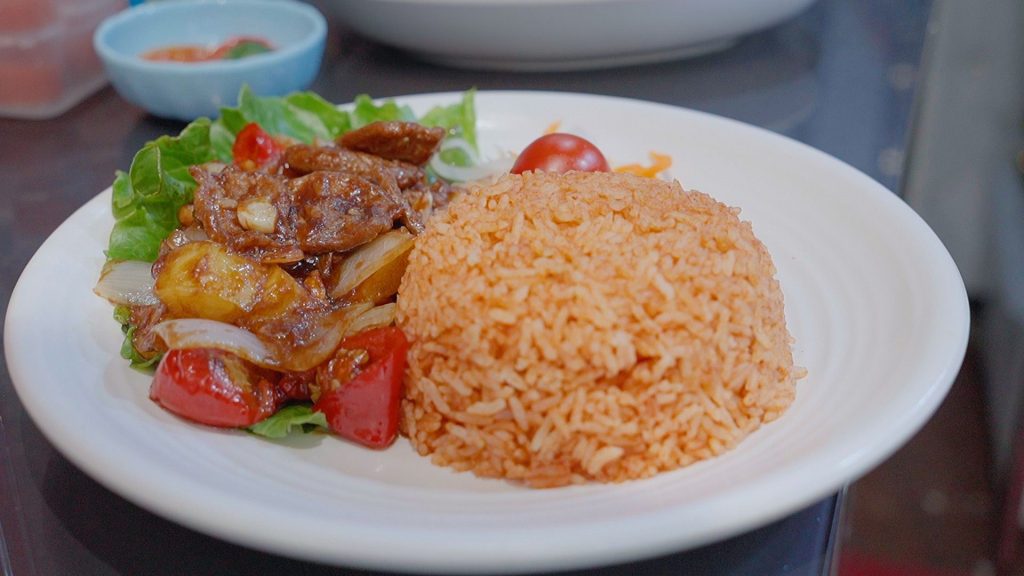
[
  {"left": 615, "top": 152, "right": 673, "bottom": 178},
  {"left": 543, "top": 121, "right": 562, "bottom": 135}
]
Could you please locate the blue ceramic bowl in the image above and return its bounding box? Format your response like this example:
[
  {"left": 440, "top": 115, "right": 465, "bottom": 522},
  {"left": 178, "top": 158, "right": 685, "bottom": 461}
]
[{"left": 94, "top": 0, "right": 326, "bottom": 121}]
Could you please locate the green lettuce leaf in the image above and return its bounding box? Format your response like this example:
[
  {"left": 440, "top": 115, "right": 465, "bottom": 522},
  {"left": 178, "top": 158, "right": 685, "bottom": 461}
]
[
  {"left": 247, "top": 404, "right": 328, "bottom": 438},
  {"left": 107, "top": 173, "right": 175, "bottom": 262},
  {"left": 284, "top": 91, "right": 353, "bottom": 138},
  {"left": 350, "top": 94, "right": 416, "bottom": 128},
  {"left": 106, "top": 119, "right": 219, "bottom": 261},
  {"left": 419, "top": 88, "right": 478, "bottom": 167},
  {"left": 230, "top": 86, "right": 346, "bottom": 144},
  {"left": 420, "top": 88, "right": 477, "bottom": 147}
]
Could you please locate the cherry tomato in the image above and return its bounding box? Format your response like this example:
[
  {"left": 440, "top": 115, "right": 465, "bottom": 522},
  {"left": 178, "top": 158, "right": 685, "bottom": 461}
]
[
  {"left": 232, "top": 122, "right": 282, "bottom": 169},
  {"left": 150, "top": 348, "right": 280, "bottom": 427},
  {"left": 510, "top": 133, "right": 610, "bottom": 174},
  {"left": 313, "top": 327, "right": 409, "bottom": 449}
]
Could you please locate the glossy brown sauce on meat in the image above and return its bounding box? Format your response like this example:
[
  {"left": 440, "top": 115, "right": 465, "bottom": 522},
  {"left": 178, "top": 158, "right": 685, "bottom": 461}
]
[
  {"left": 134, "top": 120, "right": 452, "bottom": 360},
  {"left": 191, "top": 166, "right": 304, "bottom": 263},
  {"left": 338, "top": 121, "right": 446, "bottom": 165}
]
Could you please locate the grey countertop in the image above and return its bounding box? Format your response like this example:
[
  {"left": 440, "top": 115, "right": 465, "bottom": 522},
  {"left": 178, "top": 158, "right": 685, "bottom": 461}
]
[{"left": 0, "top": 0, "right": 932, "bottom": 573}]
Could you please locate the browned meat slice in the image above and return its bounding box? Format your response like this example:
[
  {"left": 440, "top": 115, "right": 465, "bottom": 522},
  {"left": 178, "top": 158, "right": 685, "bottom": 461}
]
[
  {"left": 283, "top": 144, "right": 424, "bottom": 190},
  {"left": 289, "top": 170, "right": 424, "bottom": 254},
  {"left": 338, "top": 121, "right": 446, "bottom": 165},
  {"left": 190, "top": 165, "right": 304, "bottom": 263},
  {"left": 192, "top": 164, "right": 425, "bottom": 262}
]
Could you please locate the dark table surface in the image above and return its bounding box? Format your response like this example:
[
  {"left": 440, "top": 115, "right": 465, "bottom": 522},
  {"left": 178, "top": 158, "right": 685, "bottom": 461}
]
[{"left": 0, "top": 0, "right": 932, "bottom": 574}]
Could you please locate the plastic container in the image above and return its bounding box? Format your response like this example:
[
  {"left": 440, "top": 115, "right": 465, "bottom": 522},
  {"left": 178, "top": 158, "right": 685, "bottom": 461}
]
[{"left": 0, "top": 0, "right": 127, "bottom": 119}]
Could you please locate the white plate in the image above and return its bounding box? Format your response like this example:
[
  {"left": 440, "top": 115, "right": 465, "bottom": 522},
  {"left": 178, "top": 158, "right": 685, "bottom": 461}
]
[
  {"left": 5, "top": 91, "right": 968, "bottom": 573},
  {"left": 320, "top": 0, "right": 818, "bottom": 71}
]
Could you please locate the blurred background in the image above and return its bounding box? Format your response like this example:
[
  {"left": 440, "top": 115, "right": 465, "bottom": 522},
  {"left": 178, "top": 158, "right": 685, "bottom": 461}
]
[
  {"left": 836, "top": 0, "right": 1024, "bottom": 575},
  {"left": 2, "top": 0, "right": 1024, "bottom": 574}
]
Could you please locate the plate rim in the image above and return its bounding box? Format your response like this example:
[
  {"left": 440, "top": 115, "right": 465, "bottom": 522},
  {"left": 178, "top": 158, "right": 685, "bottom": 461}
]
[{"left": 4, "top": 90, "right": 970, "bottom": 573}]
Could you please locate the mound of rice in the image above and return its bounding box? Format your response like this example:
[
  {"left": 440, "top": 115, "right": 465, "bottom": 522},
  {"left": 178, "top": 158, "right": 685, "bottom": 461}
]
[{"left": 396, "top": 171, "right": 799, "bottom": 488}]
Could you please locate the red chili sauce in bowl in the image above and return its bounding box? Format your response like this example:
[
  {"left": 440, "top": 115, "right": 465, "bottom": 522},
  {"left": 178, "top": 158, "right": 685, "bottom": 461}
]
[{"left": 141, "top": 36, "right": 274, "bottom": 62}]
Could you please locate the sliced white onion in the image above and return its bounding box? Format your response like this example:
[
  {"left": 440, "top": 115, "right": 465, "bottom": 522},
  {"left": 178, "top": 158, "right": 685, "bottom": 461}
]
[
  {"left": 331, "top": 229, "right": 415, "bottom": 299},
  {"left": 285, "top": 303, "right": 371, "bottom": 371},
  {"left": 94, "top": 260, "right": 160, "bottom": 306},
  {"left": 153, "top": 302, "right": 375, "bottom": 372},
  {"left": 429, "top": 137, "right": 516, "bottom": 183},
  {"left": 153, "top": 318, "right": 280, "bottom": 369},
  {"left": 346, "top": 303, "right": 397, "bottom": 337}
]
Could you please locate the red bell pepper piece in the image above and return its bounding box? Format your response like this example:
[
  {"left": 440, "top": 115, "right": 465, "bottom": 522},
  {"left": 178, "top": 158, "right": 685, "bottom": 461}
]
[{"left": 313, "top": 327, "right": 409, "bottom": 449}]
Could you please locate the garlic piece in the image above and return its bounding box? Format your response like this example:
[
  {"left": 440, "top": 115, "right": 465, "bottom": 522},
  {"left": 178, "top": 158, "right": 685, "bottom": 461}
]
[{"left": 237, "top": 200, "right": 277, "bottom": 233}]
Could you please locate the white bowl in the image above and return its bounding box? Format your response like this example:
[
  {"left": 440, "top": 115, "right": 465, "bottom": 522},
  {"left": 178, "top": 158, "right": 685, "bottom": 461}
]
[{"left": 321, "top": 0, "right": 817, "bottom": 71}]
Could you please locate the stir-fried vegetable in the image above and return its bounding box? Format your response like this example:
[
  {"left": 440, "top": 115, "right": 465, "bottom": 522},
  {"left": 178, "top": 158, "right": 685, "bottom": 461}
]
[
  {"left": 314, "top": 327, "right": 409, "bottom": 449},
  {"left": 150, "top": 348, "right": 279, "bottom": 427},
  {"left": 331, "top": 228, "right": 416, "bottom": 302},
  {"left": 107, "top": 86, "right": 478, "bottom": 264},
  {"left": 98, "top": 87, "right": 479, "bottom": 448},
  {"left": 95, "top": 260, "right": 160, "bottom": 306}
]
